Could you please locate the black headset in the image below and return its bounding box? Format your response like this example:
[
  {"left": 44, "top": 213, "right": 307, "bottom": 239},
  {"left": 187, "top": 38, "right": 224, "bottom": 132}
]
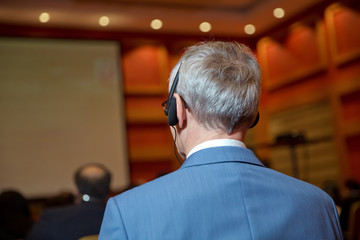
[
  {"left": 163, "top": 63, "right": 259, "bottom": 128},
  {"left": 163, "top": 63, "right": 182, "bottom": 126}
]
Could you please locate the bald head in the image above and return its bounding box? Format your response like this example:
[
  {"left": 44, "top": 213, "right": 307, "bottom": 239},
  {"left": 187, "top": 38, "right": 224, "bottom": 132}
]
[
  {"left": 74, "top": 163, "right": 111, "bottom": 200},
  {"left": 81, "top": 165, "right": 107, "bottom": 179}
]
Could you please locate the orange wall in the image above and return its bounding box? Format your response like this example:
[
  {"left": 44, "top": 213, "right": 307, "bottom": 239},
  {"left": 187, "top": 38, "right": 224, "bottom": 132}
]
[{"left": 256, "top": 2, "right": 360, "bottom": 185}]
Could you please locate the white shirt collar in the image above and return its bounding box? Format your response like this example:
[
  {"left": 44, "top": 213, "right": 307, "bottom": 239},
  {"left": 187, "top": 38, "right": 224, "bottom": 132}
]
[{"left": 186, "top": 139, "right": 246, "bottom": 159}]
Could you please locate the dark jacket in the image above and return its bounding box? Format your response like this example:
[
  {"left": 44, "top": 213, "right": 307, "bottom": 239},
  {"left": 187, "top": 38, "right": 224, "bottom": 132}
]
[{"left": 27, "top": 201, "right": 105, "bottom": 240}]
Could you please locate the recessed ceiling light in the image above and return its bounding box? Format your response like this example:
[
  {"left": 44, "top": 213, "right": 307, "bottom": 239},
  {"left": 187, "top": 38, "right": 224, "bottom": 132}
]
[
  {"left": 99, "top": 16, "right": 110, "bottom": 27},
  {"left": 39, "top": 12, "right": 50, "bottom": 23},
  {"left": 244, "top": 24, "right": 256, "bottom": 35},
  {"left": 199, "top": 22, "right": 212, "bottom": 32},
  {"left": 150, "top": 19, "right": 163, "bottom": 30},
  {"left": 273, "top": 8, "right": 285, "bottom": 18}
]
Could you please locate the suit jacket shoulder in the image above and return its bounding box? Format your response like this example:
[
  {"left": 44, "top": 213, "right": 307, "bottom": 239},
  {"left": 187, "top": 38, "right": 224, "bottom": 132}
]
[{"left": 99, "top": 147, "right": 342, "bottom": 240}]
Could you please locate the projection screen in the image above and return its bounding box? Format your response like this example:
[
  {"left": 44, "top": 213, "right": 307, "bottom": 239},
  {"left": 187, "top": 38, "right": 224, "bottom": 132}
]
[{"left": 0, "top": 37, "right": 130, "bottom": 198}]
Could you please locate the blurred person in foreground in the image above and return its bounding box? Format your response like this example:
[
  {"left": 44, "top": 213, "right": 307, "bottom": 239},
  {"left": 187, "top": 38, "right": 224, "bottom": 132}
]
[
  {"left": 0, "top": 190, "right": 33, "bottom": 240},
  {"left": 99, "top": 41, "right": 342, "bottom": 240},
  {"left": 340, "top": 179, "right": 360, "bottom": 237},
  {"left": 27, "top": 163, "right": 111, "bottom": 240}
]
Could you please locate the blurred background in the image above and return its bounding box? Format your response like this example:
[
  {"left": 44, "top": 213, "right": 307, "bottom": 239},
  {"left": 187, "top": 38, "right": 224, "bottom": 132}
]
[{"left": 0, "top": 0, "right": 359, "bottom": 221}]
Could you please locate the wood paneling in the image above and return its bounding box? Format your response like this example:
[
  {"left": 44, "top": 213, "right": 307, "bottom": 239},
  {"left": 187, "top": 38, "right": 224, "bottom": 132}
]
[
  {"left": 268, "top": 101, "right": 339, "bottom": 187},
  {"left": 257, "top": 22, "right": 327, "bottom": 91},
  {"left": 326, "top": 3, "right": 360, "bottom": 65},
  {"left": 256, "top": 2, "right": 360, "bottom": 191},
  {"left": 122, "top": 44, "right": 169, "bottom": 94}
]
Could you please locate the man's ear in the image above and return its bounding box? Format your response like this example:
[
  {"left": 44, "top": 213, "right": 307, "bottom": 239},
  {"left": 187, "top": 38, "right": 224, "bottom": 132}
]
[{"left": 173, "top": 93, "right": 187, "bottom": 129}]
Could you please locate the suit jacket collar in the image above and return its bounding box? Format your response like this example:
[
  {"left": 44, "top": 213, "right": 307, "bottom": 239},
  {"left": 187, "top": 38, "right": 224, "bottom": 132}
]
[{"left": 181, "top": 146, "right": 265, "bottom": 169}]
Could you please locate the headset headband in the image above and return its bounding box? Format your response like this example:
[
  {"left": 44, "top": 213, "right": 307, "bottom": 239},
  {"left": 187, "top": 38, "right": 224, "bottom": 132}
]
[{"left": 164, "top": 63, "right": 182, "bottom": 116}]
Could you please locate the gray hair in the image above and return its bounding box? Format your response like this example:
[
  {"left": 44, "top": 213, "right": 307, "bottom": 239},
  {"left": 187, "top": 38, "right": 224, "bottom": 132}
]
[{"left": 169, "top": 41, "right": 261, "bottom": 134}]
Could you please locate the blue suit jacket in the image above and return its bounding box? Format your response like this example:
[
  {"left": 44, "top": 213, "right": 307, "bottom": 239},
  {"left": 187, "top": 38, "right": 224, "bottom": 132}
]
[{"left": 99, "top": 147, "right": 342, "bottom": 240}]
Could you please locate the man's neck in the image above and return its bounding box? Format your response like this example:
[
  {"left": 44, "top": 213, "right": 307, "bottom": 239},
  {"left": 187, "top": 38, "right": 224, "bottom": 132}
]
[
  {"left": 187, "top": 138, "right": 247, "bottom": 159},
  {"left": 181, "top": 122, "right": 246, "bottom": 158}
]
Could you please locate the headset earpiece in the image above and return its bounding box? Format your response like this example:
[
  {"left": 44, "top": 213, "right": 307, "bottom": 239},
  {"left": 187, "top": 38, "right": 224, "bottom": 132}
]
[
  {"left": 168, "top": 98, "right": 178, "bottom": 126},
  {"left": 250, "top": 112, "right": 259, "bottom": 128},
  {"left": 164, "top": 63, "right": 182, "bottom": 126}
]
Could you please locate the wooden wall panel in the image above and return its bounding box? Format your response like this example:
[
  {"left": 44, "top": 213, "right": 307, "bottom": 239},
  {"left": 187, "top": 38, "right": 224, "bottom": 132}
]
[
  {"left": 257, "top": 2, "right": 360, "bottom": 191},
  {"left": 127, "top": 124, "right": 171, "bottom": 147},
  {"left": 341, "top": 89, "right": 360, "bottom": 122},
  {"left": 267, "top": 101, "right": 339, "bottom": 187},
  {"left": 346, "top": 135, "right": 360, "bottom": 183},
  {"left": 257, "top": 22, "right": 326, "bottom": 91},
  {"left": 120, "top": 41, "right": 175, "bottom": 184},
  {"left": 122, "top": 44, "right": 169, "bottom": 94},
  {"left": 130, "top": 161, "right": 173, "bottom": 184},
  {"left": 125, "top": 96, "right": 166, "bottom": 123},
  {"left": 127, "top": 123, "right": 173, "bottom": 162},
  {"left": 339, "top": 86, "right": 360, "bottom": 183},
  {"left": 326, "top": 3, "right": 360, "bottom": 65}
]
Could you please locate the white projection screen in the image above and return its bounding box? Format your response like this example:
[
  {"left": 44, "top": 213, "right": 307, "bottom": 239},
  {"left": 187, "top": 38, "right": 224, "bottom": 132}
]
[{"left": 0, "top": 37, "right": 130, "bottom": 198}]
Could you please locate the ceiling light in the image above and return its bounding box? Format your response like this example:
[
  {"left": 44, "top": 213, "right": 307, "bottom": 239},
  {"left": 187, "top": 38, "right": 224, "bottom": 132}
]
[
  {"left": 150, "top": 19, "right": 163, "bottom": 30},
  {"left": 39, "top": 12, "right": 50, "bottom": 23},
  {"left": 99, "top": 16, "right": 110, "bottom": 27},
  {"left": 244, "top": 24, "right": 256, "bottom": 35},
  {"left": 199, "top": 22, "right": 212, "bottom": 32},
  {"left": 273, "top": 8, "right": 285, "bottom": 18}
]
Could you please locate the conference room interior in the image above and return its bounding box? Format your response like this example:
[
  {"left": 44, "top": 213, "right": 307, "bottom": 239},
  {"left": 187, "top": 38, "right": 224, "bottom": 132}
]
[{"left": 0, "top": 0, "right": 359, "bottom": 231}]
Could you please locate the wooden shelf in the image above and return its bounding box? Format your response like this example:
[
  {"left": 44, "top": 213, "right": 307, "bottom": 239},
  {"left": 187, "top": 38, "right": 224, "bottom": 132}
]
[
  {"left": 126, "top": 111, "right": 167, "bottom": 124},
  {"left": 125, "top": 85, "right": 167, "bottom": 96},
  {"left": 265, "top": 63, "right": 326, "bottom": 91},
  {"left": 332, "top": 77, "right": 360, "bottom": 96},
  {"left": 258, "top": 21, "right": 327, "bottom": 92},
  {"left": 125, "top": 95, "right": 168, "bottom": 124},
  {"left": 129, "top": 146, "right": 172, "bottom": 162},
  {"left": 336, "top": 48, "right": 360, "bottom": 66},
  {"left": 343, "top": 119, "right": 360, "bottom": 138}
]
